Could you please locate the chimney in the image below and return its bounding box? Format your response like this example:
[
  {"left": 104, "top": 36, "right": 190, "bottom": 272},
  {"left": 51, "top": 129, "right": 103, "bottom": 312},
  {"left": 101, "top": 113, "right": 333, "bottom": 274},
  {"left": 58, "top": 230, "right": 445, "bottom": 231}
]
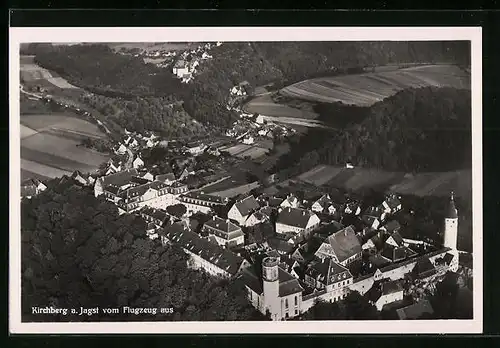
[{"left": 213, "top": 216, "right": 216, "bottom": 221}]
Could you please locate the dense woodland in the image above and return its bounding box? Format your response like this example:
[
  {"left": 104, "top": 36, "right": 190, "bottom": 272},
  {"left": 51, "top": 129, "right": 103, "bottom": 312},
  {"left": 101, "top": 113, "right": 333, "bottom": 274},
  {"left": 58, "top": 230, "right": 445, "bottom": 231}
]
[
  {"left": 276, "top": 87, "right": 471, "bottom": 174},
  {"left": 27, "top": 41, "right": 470, "bottom": 130},
  {"left": 21, "top": 179, "right": 265, "bottom": 321}
]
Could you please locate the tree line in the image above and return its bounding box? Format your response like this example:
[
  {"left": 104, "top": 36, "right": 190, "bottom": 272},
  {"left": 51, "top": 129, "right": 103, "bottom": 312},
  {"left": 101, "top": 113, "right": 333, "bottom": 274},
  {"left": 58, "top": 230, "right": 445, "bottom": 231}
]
[
  {"left": 275, "top": 87, "right": 471, "bottom": 174},
  {"left": 21, "top": 178, "right": 265, "bottom": 322}
]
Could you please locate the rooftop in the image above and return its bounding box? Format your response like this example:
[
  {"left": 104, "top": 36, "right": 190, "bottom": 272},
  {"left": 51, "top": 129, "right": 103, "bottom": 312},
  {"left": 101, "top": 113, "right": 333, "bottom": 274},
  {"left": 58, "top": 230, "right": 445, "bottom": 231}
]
[
  {"left": 233, "top": 195, "right": 260, "bottom": 217},
  {"left": 277, "top": 207, "right": 317, "bottom": 229},
  {"left": 163, "top": 224, "right": 246, "bottom": 276},
  {"left": 325, "top": 225, "right": 362, "bottom": 263}
]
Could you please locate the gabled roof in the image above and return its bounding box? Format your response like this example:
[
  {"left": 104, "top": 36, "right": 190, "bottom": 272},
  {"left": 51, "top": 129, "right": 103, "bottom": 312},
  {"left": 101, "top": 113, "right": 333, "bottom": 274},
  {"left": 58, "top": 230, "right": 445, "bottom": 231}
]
[
  {"left": 387, "top": 231, "right": 404, "bottom": 247},
  {"left": 385, "top": 195, "right": 402, "bottom": 209},
  {"left": 305, "top": 258, "right": 350, "bottom": 285},
  {"left": 163, "top": 224, "right": 246, "bottom": 276},
  {"left": 277, "top": 207, "right": 317, "bottom": 229},
  {"left": 382, "top": 220, "right": 401, "bottom": 233},
  {"left": 181, "top": 191, "right": 227, "bottom": 205},
  {"left": 204, "top": 216, "right": 242, "bottom": 234},
  {"left": 381, "top": 244, "right": 408, "bottom": 262},
  {"left": 382, "top": 280, "right": 404, "bottom": 295},
  {"left": 325, "top": 225, "right": 362, "bottom": 263},
  {"left": 413, "top": 257, "right": 437, "bottom": 278},
  {"left": 233, "top": 195, "right": 260, "bottom": 217},
  {"left": 99, "top": 169, "right": 139, "bottom": 187}
]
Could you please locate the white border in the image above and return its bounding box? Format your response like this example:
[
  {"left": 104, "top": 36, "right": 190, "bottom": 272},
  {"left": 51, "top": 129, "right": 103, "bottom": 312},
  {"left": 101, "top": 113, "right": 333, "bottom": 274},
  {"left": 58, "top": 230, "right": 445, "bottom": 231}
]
[{"left": 9, "top": 27, "right": 483, "bottom": 334}]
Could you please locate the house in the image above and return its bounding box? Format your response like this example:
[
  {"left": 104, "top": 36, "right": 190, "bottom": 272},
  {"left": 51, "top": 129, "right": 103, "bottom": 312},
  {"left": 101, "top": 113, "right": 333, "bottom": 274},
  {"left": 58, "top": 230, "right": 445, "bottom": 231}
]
[
  {"left": 396, "top": 300, "right": 434, "bottom": 320},
  {"left": 94, "top": 168, "right": 139, "bottom": 197},
  {"left": 255, "top": 115, "right": 265, "bottom": 124},
  {"left": 304, "top": 258, "right": 353, "bottom": 301},
  {"left": 140, "top": 206, "right": 175, "bottom": 227},
  {"left": 178, "top": 191, "right": 228, "bottom": 216},
  {"left": 245, "top": 206, "right": 274, "bottom": 227},
  {"left": 71, "top": 170, "right": 94, "bottom": 186},
  {"left": 386, "top": 231, "right": 405, "bottom": 248},
  {"left": 161, "top": 223, "right": 249, "bottom": 278},
  {"left": 186, "top": 141, "right": 205, "bottom": 156},
  {"left": 382, "top": 194, "right": 403, "bottom": 214},
  {"left": 21, "top": 178, "right": 46, "bottom": 199},
  {"left": 173, "top": 60, "right": 190, "bottom": 78},
  {"left": 311, "top": 194, "right": 339, "bottom": 215},
  {"left": 202, "top": 216, "right": 245, "bottom": 248},
  {"left": 105, "top": 159, "right": 122, "bottom": 175},
  {"left": 361, "top": 215, "right": 381, "bottom": 230},
  {"left": 380, "top": 220, "right": 402, "bottom": 235},
  {"left": 314, "top": 225, "right": 363, "bottom": 266},
  {"left": 275, "top": 207, "right": 320, "bottom": 236},
  {"left": 133, "top": 156, "right": 145, "bottom": 169},
  {"left": 201, "top": 52, "right": 212, "bottom": 59},
  {"left": 344, "top": 201, "right": 362, "bottom": 216},
  {"left": 242, "top": 256, "right": 304, "bottom": 321},
  {"left": 280, "top": 194, "right": 300, "bottom": 209},
  {"left": 380, "top": 244, "right": 416, "bottom": 263},
  {"left": 366, "top": 280, "right": 404, "bottom": 311},
  {"left": 227, "top": 195, "right": 261, "bottom": 226},
  {"left": 242, "top": 136, "right": 254, "bottom": 145},
  {"left": 124, "top": 136, "right": 139, "bottom": 148},
  {"left": 115, "top": 143, "right": 127, "bottom": 155}
]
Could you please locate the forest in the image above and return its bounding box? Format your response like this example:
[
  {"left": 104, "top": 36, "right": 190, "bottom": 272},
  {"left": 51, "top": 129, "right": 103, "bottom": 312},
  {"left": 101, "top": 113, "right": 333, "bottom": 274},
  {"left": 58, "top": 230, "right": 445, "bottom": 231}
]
[
  {"left": 28, "top": 41, "right": 470, "bottom": 130},
  {"left": 21, "top": 178, "right": 265, "bottom": 322},
  {"left": 275, "top": 87, "right": 472, "bottom": 174}
]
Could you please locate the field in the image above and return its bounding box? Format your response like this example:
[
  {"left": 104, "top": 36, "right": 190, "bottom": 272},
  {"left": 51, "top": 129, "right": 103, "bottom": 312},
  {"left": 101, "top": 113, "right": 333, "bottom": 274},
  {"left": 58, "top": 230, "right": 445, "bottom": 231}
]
[
  {"left": 297, "top": 165, "right": 472, "bottom": 198},
  {"left": 219, "top": 143, "right": 271, "bottom": 160},
  {"left": 20, "top": 113, "right": 109, "bottom": 181},
  {"left": 107, "top": 42, "right": 195, "bottom": 53},
  {"left": 244, "top": 94, "right": 319, "bottom": 119},
  {"left": 20, "top": 55, "right": 79, "bottom": 89},
  {"left": 281, "top": 65, "right": 470, "bottom": 107},
  {"left": 210, "top": 181, "right": 261, "bottom": 198}
]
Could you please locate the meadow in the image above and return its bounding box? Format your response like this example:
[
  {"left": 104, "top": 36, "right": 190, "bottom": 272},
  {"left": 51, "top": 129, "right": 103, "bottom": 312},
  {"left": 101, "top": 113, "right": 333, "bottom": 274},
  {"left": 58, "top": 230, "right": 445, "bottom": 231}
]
[
  {"left": 20, "top": 55, "right": 79, "bottom": 89},
  {"left": 297, "top": 165, "right": 472, "bottom": 198},
  {"left": 281, "top": 64, "right": 470, "bottom": 107},
  {"left": 20, "top": 113, "right": 109, "bottom": 181}
]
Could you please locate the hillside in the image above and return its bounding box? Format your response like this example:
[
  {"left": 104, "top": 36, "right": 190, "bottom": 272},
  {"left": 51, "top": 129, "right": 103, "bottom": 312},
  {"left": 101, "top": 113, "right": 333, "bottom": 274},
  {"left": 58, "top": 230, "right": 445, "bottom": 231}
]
[
  {"left": 275, "top": 87, "right": 471, "bottom": 174},
  {"left": 28, "top": 41, "right": 470, "bottom": 131}
]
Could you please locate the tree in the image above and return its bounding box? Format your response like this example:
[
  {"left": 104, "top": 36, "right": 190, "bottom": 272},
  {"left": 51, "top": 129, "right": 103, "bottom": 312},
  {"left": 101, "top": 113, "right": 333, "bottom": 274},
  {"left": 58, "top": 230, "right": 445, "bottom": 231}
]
[{"left": 166, "top": 204, "right": 187, "bottom": 219}]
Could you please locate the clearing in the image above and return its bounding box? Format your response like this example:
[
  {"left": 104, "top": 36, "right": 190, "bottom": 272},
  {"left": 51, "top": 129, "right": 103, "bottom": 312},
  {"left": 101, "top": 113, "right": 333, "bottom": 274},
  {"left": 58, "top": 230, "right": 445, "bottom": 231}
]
[
  {"left": 296, "top": 165, "right": 472, "bottom": 198},
  {"left": 281, "top": 64, "right": 470, "bottom": 107}
]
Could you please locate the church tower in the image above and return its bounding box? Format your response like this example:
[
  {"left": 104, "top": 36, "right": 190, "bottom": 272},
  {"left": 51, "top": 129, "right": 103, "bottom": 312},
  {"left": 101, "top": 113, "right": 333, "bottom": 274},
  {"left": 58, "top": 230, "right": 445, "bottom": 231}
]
[
  {"left": 443, "top": 192, "right": 459, "bottom": 250},
  {"left": 262, "top": 256, "right": 280, "bottom": 321}
]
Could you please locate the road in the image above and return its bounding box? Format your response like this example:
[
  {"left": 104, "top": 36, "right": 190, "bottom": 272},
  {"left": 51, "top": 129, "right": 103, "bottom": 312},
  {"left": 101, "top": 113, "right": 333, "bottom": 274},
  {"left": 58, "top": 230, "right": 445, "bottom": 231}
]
[{"left": 124, "top": 147, "right": 134, "bottom": 169}]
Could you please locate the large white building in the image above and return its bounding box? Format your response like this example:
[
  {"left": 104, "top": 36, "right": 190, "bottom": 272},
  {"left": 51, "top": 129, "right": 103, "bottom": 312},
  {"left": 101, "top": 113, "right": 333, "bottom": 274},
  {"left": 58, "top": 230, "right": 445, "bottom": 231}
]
[
  {"left": 161, "top": 222, "right": 249, "bottom": 278},
  {"left": 202, "top": 216, "right": 245, "bottom": 248},
  {"left": 275, "top": 207, "right": 320, "bottom": 236},
  {"left": 178, "top": 191, "right": 228, "bottom": 216}
]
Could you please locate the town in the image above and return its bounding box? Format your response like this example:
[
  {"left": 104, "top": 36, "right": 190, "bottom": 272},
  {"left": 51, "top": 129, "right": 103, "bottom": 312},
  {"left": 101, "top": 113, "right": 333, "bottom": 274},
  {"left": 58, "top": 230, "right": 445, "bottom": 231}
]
[
  {"left": 21, "top": 119, "right": 462, "bottom": 321},
  {"left": 19, "top": 40, "right": 473, "bottom": 323}
]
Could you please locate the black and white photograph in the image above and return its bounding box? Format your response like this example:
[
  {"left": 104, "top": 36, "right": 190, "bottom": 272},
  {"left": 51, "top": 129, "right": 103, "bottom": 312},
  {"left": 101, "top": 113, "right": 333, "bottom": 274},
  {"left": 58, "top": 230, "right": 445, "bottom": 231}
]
[{"left": 9, "top": 27, "right": 482, "bottom": 334}]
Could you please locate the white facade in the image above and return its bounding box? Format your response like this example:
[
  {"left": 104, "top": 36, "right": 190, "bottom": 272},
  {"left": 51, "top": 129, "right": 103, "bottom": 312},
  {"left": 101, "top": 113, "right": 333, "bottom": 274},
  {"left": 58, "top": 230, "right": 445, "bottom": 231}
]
[
  {"left": 375, "top": 290, "right": 404, "bottom": 311},
  {"left": 275, "top": 214, "right": 320, "bottom": 235},
  {"left": 242, "top": 136, "right": 254, "bottom": 145},
  {"left": 444, "top": 217, "right": 458, "bottom": 250},
  {"left": 211, "top": 233, "right": 245, "bottom": 248},
  {"left": 133, "top": 157, "right": 145, "bottom": 169}
]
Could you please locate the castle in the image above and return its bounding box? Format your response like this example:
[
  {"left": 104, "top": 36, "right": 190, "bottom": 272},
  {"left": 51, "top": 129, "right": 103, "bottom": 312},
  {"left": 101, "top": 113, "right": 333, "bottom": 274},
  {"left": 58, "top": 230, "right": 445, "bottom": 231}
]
[{"left": 241, "top": 193, "right": 460, "bottom": 321}]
